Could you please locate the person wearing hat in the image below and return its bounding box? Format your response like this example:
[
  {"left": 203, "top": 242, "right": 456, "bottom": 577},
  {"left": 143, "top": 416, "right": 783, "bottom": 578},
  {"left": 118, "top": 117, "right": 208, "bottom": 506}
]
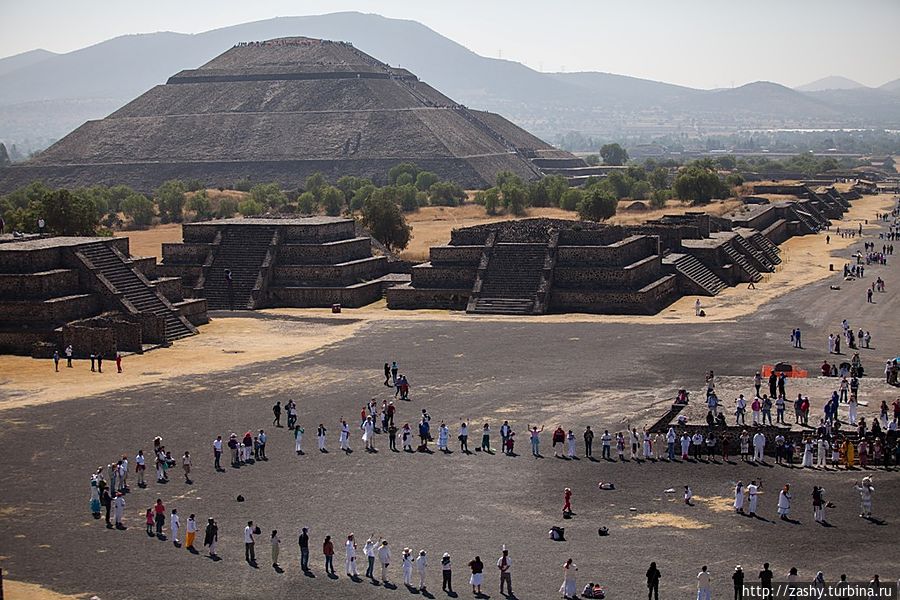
[
  {"left": 363, "top": 537, "right": 377, "bottom": 579},
  {"left": 497, "top": 546, "right": 512, "bottom": 595},
  {"left": 416, "top": 549, "right": 428, "bottom": 591},
  {"left": 441, "top": 552, "right": 453, "bottom": 593},
  {"left": 855, "top": 477, "right": 874, "bottom": 518},
  {"left": 345, "top": 533, "right": 358, "bottom": 577},
  {"left": 113, "top": 491, "right": 126, "bottom": 530},
  {"left": 378, "top": 540, "right": 391, "bottom": 583},
  {"left": 777, "top": 484, "right": 792, "bottom": 521},
  {"left": 732, "top": 565, "right": 744, "bottom": 599},
  {"left": 402, "top": 548, "right": 414, "bottom": 587}
]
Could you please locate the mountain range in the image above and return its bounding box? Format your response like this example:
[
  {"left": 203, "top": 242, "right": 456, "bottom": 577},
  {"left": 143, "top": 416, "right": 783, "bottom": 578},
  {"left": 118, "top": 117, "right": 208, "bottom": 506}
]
[{"left": 0, "top": 11, "right": 898, "bottom": 155}]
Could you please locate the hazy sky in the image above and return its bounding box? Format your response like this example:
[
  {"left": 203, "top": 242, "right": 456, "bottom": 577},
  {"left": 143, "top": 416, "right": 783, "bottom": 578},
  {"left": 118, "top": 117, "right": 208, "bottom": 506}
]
[{"left": 1, "top": 0, "right": 898, "bottom": 89}]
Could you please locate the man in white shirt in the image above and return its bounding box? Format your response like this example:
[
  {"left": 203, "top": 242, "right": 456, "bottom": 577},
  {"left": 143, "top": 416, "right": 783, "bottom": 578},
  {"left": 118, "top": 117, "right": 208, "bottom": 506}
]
[
  {"left": 747, "top": 480, "right": 760, "bottom": 517},
  {"left": 113, "top": 492, "right": 126, "bottom": 529},
  {"left": 213, "top": 436, "right": 223, "bottom": 471},
  {"left": 697, "top": 565, "right": 711, "bottom": 600},
  {"left": 244, "top": 521, "right": 256, "bottom": 563},
  {"left": 601, "top": 430, "right": 612, "bottom": 460},
  {"left": 416, "top": 550, "right": 428, "bottom": 591},
  {"left": 170, "top": 509, "right": 180, "bottom": 545},
  {"left": 135, "top": 451, "right": 145, "bottom": 487},
  {"left": 363, "top": 537, "right": 377, "bottom": 579},
  {"left": 346, "top": 534, "right": 358, "bottom": 577},
  {"left": 497, "top": 547, "right": 512, "bottom": 595},
  {"left": 752, "top": 432, "right": 766, "bottom": 463},
  {"left": 378, "top": 540, "right": 391, "bottom": 583}
]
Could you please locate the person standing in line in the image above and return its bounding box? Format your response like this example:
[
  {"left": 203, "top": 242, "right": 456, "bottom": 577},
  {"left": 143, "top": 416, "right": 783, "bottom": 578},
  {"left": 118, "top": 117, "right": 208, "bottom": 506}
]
[
  {"left": 758, "top": 563, "right": 773, "bottom": 592},
  {"left": 135, "top": 450, "right": 146, "bottom": 487},
  {"left": 383, "top": 362, "right": 391, "bottom": 386},
  {"left": 363, "top": 537, "right": 377, "bottom": 579},
  {"left": 583, "top": 426, "right": 594, "bottom": 458},
  {"left": 563, "top": 487, "right": 573, "bottom": 515},
  {"left": 666, "top": 427, "right": 676, "bottom": 461},
  {"left": 294, "top": 424, "right": 305, "bottom": 455},
  {"left": 497, "top": 547, "right": 512, "bottom": 596},
  {"left": 97, "top": 353, "right": 103, "bottom": 373},
  {"left": 500, "top": 421, "right": 511, "bottom": 452},
  {"left": 65, "top": 344, "right": 73, "bottom": 368},
  {"left": 113, "top": 492, "right": 126, "bottom": 530},
  {"left": 145, "top": 509, "right": 154, "bottom": 536},
  {"left": 317, "top": 424, "right": 327, "bottom": 452},
  {"left": 469, "top": 555, "right": 484, "bottom": 596},
  {"left": 481, "top": 423, "right": 492, "bottom": 453},
  {"left": 566, "top": 429, "right": 577, "bottom": 458},
  {"left": 752, "top": 431, "right": 766, "bottom": 463},
  {"left": 646, "top": 562, "right": 661, "bottom": 600},
  {"left": 212, "top": 436, "right": 223, "bottom": 472},
  {"left": 530, "top": 425, "right": 544, "bottom": 457},
  {"left": 271, "top": 530, "right": 281, "bottom": 569},
  {"left": 257, "top": 429, "right": 268, "bottom": 460},
  {"left": 734, "top": 481, "right": 745, "bottom": 514},
  {"left": 441, "top": 552, "right": 453, "bottom": 593},
  {"left": 459, "top": 421, "right": 469, "bottom": 453},
  {"left": 298, "top": 527, "right": 310, "bottom": 572},
  {"left": 100, "top": 485, "right": 112, "bottom": 528},
  {"left": 402, "top": 548, "right": 414, "bottom": 587},
  {"left": 378, "top": 540, "right": 391, "bottom": 583},
  {"left": 362, "top": 416, "right": 376, "bottom": 452},
  {"left": 154, "top": 498, "right": 165, "bottom": 536},
  {"left": 204, "top": 518, "right": 218, "bottom": 559},
  {"left": 170, "top": 508, "right": 181, "bottom": 546},
  {"left": 416, "top": 550, "right": 428, "bottom": 591},
  {"left": 339, "top": 419, "right": 351, "bottom": 453},
  {"left": 345, "top": 533, "right": 359, "bottom": 577},
  {"left": 244, "top": 521, "right": 256, "bottom": 564},
  {"left": 696, "top": 565, "right": 712, "bottom": 600},
  {"left": 560, "top": 558, "right": 577, "bottom": 599},
  {"left": 90, "top": 353, "right": 96, "bottom": 372},
  {"left": 185, "top": 514, "right": 197, "bottom": 550},
  {"left": 437, "top": 421, "right": 449, "bottom": 452},
  {"left": 812, "top": 486, "right": 827, "bottom": 524},
  {"left": 323, "top": 535, "right": 335, "bottom": 575},
  {"left": 777, "top": 485, "right": 792, "bottom": 521}
]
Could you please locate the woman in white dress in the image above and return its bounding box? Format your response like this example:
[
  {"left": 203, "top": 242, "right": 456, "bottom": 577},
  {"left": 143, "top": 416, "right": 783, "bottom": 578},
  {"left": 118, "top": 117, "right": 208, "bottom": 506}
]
[
  {"left": 339, "top": 419, "right": 350, "bottom": 452},
  {"left": 802, "top": 439, "right": 814, "bottom": 467},
  {"left": 643, "top": 430, "right": 652, "bottom": 459},
  {"left": 559, "top": 558, "right": 577, "bottom": 599},
  {"left": 848, "top": 396, "right": 858, "bottom": 425},
  {"left": 734, "top": 481, "right": 745, "bottom": 514},
  {"left": 361, "top": 416, "right": 375, "bottom": 451},
  {"left": 566, "top": 430, "right": 576, "bottom": 458},
  {"left": 777, "top": 484, "right": 792, "bottom": 520},
  {"left": 438, "top": 422, "right": 449, "bottom": 452}
]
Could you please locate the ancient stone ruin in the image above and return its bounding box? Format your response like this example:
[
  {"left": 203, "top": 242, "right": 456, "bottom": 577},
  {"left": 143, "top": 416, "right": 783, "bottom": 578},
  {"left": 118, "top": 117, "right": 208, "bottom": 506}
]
[
  {"left": 0, "top": 236, "right": 206, "bottom": 356},
  {"left": 387, "top": 187, "right": 854, "bottom": 315},
  {"left": 157, "top": 217, "right": 399, "bottom": 310},
  {"left": 0, "top": 37, "right": 598, "bottom": 193}
]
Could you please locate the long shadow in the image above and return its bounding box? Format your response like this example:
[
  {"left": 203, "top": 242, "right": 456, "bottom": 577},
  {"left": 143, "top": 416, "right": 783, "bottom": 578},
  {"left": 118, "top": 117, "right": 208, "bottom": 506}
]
[
  {"left": 780, "top": 516, "right": 801, "bottom": 525},
  {"left": 405, "top": 584, "right": 421, "bottom": 594},
  {"left": 274, "top": 565, "right": 284, "bottom": 574},
  {"left": 865, "top": 516, "right": 887, "bottom": 526},
  {"left": 327, "top": 573, "right": 339, "bottom": 580},
  {"left": 303, "top": 570, "right": 316, "bottom": 578},
  {"left": 383, "top": 582, "right": 398, "bottom": 590},
  {"left": 422, "top": 590, "right": 436, "bottom": 599}
]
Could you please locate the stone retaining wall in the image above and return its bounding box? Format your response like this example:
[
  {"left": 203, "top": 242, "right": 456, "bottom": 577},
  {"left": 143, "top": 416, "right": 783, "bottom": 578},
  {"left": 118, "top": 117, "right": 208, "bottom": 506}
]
[
  {"left": 550, "top": 274, "right": 677, "bottom": 315},
  {"left": 266, "top": 280, "right": 382, "bottom": 308},
  {"left": 273, "top": 256, "right": 387, "bottom": 286},
  {"left": 409, "top": 264, "right": 478, "bottom": 289},
  {"left": 556, "top": 235, "right": 657, "bottom": 267},
  {"left": 277, "top": 238, "right": 372, "bottom": 264},
  {"left": 386, "top": 284, "right": 470, "bottom": 310},
  {"left": 428, "top": 245, "right": 483, "bottom": 265},
  {"left": 0, "top": 269, "right": 80, "bottom": 299},
  {"left": 554, "top": 255, "right": 662, "bottom": 290}
]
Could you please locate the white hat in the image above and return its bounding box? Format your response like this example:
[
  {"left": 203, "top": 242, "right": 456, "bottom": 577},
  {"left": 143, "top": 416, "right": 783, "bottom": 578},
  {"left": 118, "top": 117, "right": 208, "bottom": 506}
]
[{"left": 443, "top": 552, "right": 450, "bottom": 558}]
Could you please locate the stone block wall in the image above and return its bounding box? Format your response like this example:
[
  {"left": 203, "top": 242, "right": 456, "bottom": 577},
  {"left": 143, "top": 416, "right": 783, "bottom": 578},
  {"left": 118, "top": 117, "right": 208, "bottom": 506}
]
[
  {"left": 409, "top": 263, "right": 477, "bottom": 289},
  {"left": 61, "top": 324, "right": 117, "bottom": 358},
  {"left": 161, "top": 243, "right": 211, "bottom": 264},
  {"left": 386, "top": 284, "right": 470, "bottom": 310},
  {"left": 266, "top": 280, "right": 382, "bottom": 308},
  {"left": 0, "top": 294, "right": 100, "bottom": 325},
  {"left": 556, "top": 235, "right": 657, "bottom": 267},
  {"left": 0, "top": 269, "right": 80, "bottom": 299},
  {"left": 273, "top": 256, "right": 387, "bottom": 286},
  {"left": 153, "top": 277, "right": 185, "bottom": 302},
  {"left": 277, "top": 238, "right": 371, "bottom": 264},
  {"left": 550, "top": 274, "right": 677, "bottom": 315},
  {"left": 0, "top": 330, "right": 56, "bottom": 355},
  {"left": 554, "top": 254, "right": 662, "bottom": 290},
  {"left": 279, "top": 221, "right": 356, "bottom": 243},
  {"left": 428, "top": 245, "right": 483, "bottom": 265},
  {"left": 175, "top": 298, "right": 209, "bottom": 326}
]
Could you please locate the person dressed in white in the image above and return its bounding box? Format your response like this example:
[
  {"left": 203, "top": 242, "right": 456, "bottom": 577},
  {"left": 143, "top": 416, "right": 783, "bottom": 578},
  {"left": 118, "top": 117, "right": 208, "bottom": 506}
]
[
  {"left": 855, "top": 477, "right": 874, "bottom": 518},
  {"left": 747, "top": 480, "right": 760, "bottom": 516},
  {"left": 170, "top": 508, "right": 181, "bottom": 545},
  {"left": 378, "top": 540, "right": 391, "bottom": 582},
  {"left": 113, "top": 492, "right": 126, "bottom": 529},
  {"left": 566, "top": 430, "right": 576, "bottom": 458},
  {"left": 339, "top": 420, "right": 351, "bottom": 453},
  {"left": 696, "top": 565, "right": 711, "bottom": 600},
  {"left": 438, "top": 422, "right": 449, "bottom": 452},
  {"left": 559, "top": 559, "right": 577, "bottom": 599},
  {"left": 416, "top": 550, "right": 428, "bottom": 591},
  {"left": 802, "top": 439, "right": 814, "bottom": 468},
  {"left": 361, "top": 416, "right": 376, "bottom": 452},
  {"left": 848, "top": 396, "right": 858, "bottom": 425},
  {"left": 294, "top": 424, "right": 304, "bottom": 455},
  {"left": 345, "top": 534, "right": 358, "bottom": 576},
  {"left": 643, "top": 430, "right": 652, "bottom": 459},
  {"left": 752, "top": 432, "right": 766, "bottom": 462},
  {"left": 680, "top": 434, "right": 691, "bottom": 460},
  {"left": 777, "top": 484, "right": 792, "bottom": 520},
  {"left": 317, "top": 424, "right": 327, "bottom": 452},
  {"left": 734, "top": 481, "right": 745, "bottom": 514},
  {"left": 812, "top": 486, "right": 826, "bottom": 524},
  {"left": 816, "top": 437, "right": 828, "bottom": 468},
  {"left": 363, "top": 537, "right": 377, "bottom": 579},
  {"left": 402, "top": 548, "right": 414, "bottom": 586}
]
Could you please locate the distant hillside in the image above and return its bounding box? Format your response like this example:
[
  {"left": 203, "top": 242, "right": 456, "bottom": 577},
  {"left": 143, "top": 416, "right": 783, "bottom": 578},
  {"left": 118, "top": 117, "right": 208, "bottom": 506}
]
[
  {"left": 881, "top": 78, "right": 900, "bottom": 93},
  {"left": 1, "top": 12, "right": 898, "bottom": 154},
  {"left": 0, "top": 48, "right": 56, "bottom": 77},
  {"left": 796, "top": 76, "right": 864, "bottom": 92}
]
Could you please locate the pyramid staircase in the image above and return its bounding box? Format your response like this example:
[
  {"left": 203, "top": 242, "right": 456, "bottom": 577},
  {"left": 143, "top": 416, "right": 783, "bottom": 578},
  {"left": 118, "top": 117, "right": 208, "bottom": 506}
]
[
  {"left": 203, "top": 226, "right": 276, "bottom": 310},
  {"left": 670, "top": 253, "right": 727, "bottom": 296},
  {"left": 467, "top": 243, "right": 550, "bottom": 315},
  {"left": 723, "top": 243, "right": 762, "bottom": 283},
  {"left": 77, "top": 242, "right": 196, "bottom": 341},
  {"left": 731, "top": 233, "right": 775, "bottom": 272},
  {"left": 746, "top": 232, "right": 782, "bottom": 266}
]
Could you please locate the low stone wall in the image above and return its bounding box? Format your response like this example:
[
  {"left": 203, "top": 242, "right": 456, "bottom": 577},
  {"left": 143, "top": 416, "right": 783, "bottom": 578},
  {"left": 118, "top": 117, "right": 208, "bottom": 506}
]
[
  {"left": 61, "top": 324, "right": 117, "bottom": 358},
  {"left": 272, "top": 256, "right": 387, "bottom": 286},
  {"left": 554, "top": 254, "right": 662, "bottom": 290},
  {"left": 176, "top": 298, "right": 209, "bottom": 325},
  {"left": 162, "top": 242, "right": 210, "bottom": 264},
  {"left": 131, "top": 256, "right": 157, "bottom": 277},
  {"left": 0, "top": 294, "right": 101, "bottom": 325},
  {"left": 550, "top": 274, "right": 677, "bottom": 315},
  {"left": 556, "top": 235, "right": 656, "bottom": 267},
  {"left": 557, "top": 227, "right": 621, "bottom": 246},
  {"left": 428, "top": 245, "right": 483, "bottom": 265},
  {"left": 182, "top": 224, "right": 219, "bottom": 244},
  {"left": 277, "top": 238, "right": 372, "bottom": 264},
  {"left": 0, "top": 269, "right": 80, "bottom": 299},
  {"left": 409, "top": 263, "right": 477, "bottom": 289},
  {"left": 761, "top": 219, "right": 788, "bottom": 245},
  {"left": 0, "top": 330, "right": 56, "bottom": 355},
  {"left": 154, "top": 263, "right": 203, "bottom": 286},
  {"left": 266, "top": 280, "right": 383, "bottom": 308},
  {"left": 153, "top": 277, "right": 184, "bottom": 302},
  {"left": 280, "top": 222, "right": 357, "bottom": 243},
  {"left": 386, "top": 284, "right": 470, "bottom": 310}
]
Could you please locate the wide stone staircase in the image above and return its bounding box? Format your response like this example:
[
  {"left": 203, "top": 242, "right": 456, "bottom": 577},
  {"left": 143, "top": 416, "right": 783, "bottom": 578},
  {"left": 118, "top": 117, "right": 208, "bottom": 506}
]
[
  {"left": 204, "top": 226, "right": 275, "bottom": 310},
  {"left": 731, "top": 233, "right": 775, "bottom": 272},
  {"left": 670, "top": 253, "right": 727, "bottom": 296},
  {"left": 746, "top": 232, "right": 782, "bottom": 266},
  {"left": 723, "top": 243, "right": 763, "bottom": 283},
  {"left": 467, "top": 243, "right": 548, "bottom": 315},
  {"left": 78, "top": 243, "right": 196, "bottom": 341}
]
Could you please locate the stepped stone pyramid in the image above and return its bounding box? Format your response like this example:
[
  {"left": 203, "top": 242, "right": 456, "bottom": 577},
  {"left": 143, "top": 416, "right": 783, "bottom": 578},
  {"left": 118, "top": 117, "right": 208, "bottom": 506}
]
[{"left": 0, "top": 37, "right": 596, "bottom": 193}]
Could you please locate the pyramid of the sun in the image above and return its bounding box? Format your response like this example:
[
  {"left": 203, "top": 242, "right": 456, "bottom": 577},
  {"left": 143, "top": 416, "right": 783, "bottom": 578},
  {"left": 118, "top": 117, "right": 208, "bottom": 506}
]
[{"left": 0, "top": 38, "right": 592, "bottom": 192}]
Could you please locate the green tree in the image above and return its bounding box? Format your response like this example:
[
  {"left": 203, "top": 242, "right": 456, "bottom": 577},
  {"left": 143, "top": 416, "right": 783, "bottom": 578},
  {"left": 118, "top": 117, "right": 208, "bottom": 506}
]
[
  {"left": 584, "top": 154, "right": 600, "bottom": 167},
  {"left": 495, "top": 171, "right": 522, "bottom": 189},
  {"left": 650, "top": 189, "right": 670, "bottom": 209},
  {"left": 475, "top": 187, "right": 501, "bottom": 215},
  {"left": 121, "top": 193, "right": 155, "bottom": 229},
  {"left": 559, "top": 188, "right": 583, "bottom": 211},
  {"left": 501, "top": 182, "right": 527, "bottom": 216},
  {"left": 396, "top": 184, "right": 420, "bottom": 212},
  {"left": 631, "top": 180, "right": 651, "bottom": 201},
  {"left": 217, "top": 198, "right": 238, "bottom": 219},
  {"left": 725, "top": 173, "right": 744, "bottom": 188},
  {"left": 361, "top": 194, "right": 411, "bottom": 251},
  {"left": 336, "top": 176, "right": 371, "bottom": 199},
  {"left": 577, "top": 187, "right": 617, "bottom": 222},
  {"left": 388, "top": 162, "right": 419, "bottom": 185},
  {"left": 715, "top": 155, "right": 737, "bottom": 170},
  {"left": 107, "top": 185, "right": 135, "bottom": 214},
  {"left": 43, "top": 189, "right": 100, "bottom": 235},
  {"left": 649, "top": 167, "right": 669, "bottom": 191},
  {"left": 250, "top": 183, "right": 287, "bottom": 209},
  {"left": 187, "top": 190, "right": 213, "bottom": 221},
  {"left": 238, "top": 198, "right": 265, "bottom": 216},
  {"left": 185, "top": 179, "right": 205, "bottom": 192},
  {"left": 673, "top": 165, "right": 727, "bottom": 204},
  {"left": 429, "top": 181, "right": 465, "bottom": 207},
  {"left": 232, "top": 178, "right": 253, "bottom": 192},
  {"left": 349, "top": 184, "right": 376, "bottom": 212},
  {"left": 600, "top": 143, "right": 629, "bottom": 166},
  {"left": 320, "top": 185, "right": 345, "bottom": 216},
  {"left": 304, "top": 172, "right": 327, "bottom": 199},
  {"left": 154, "top": 179, "right": 187, "bottom": 223},
  {"left": 605, "top": 171, "right": 633, "bottom": 199},
  {"left": 297, "top": 191, "right": 318, "bottom": 214},
  {"left": 414, "top": 171, "right": 440, "bottom": 192}
]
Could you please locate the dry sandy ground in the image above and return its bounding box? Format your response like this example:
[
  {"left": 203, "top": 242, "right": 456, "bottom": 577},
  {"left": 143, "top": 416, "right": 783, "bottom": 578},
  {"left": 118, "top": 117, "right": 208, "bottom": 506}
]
[
  {"left": 3, "top": 580, "right": 86, "bottom": 600},
  {"left": 114, "top": 223, "right": 181, "bottom": 259},
  {"left": 0, "top": 316, "right": 364, "bottom": 411}
]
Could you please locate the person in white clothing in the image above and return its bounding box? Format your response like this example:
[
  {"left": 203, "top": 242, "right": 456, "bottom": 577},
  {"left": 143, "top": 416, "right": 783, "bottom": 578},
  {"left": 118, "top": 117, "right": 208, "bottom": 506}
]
[
  {"left": 170, "top": 508, "right": 181, "bottom": 545},
  {"left": 855, "top": 477, "right": 874, "bottom": 518},
  {"left": 378, "top": 540, "right": 391, "bottom": 582},
  {"left": 113, "top": 492, "right": 126, "bottom": 529},
  {"left": 848, "top": 396, "right": 858, "bottom": 425},
  {"left": 294, "top": 424, "right": 304, "bottom": 455},
  {"left": 696, "top": 565, "right": 711, "bottom": 600},
  {"left": 497, "top": 547, "right": 512, "bottom": 595},
  {"left": 363, "top": 537, "right": 377, "bottom": 579},
  {"left": 777, "top": 484, "right": 792, "bottom": 520},
  {"left": 566, "top": 430, "right": 576, "bottom": 458},
  {"left": 345, "top": 534, "right": 358, "bottom": 576},
  {"left": 816, "top": 438, "right": 828, "bottom": 468},
  {"left": 438, "top": 422, "right": 449, "bottom": 452},
  {"left": 185, "top": 514, "right": 198, "bottom": 550},
  {"left": 747, "top": 480, "right": 760, "bottom": 517},
  {"left": 402, "top": 548, "right": 414, "bottom": 586},
  {"left": 752, "top": 432, "right": 766, "bottom": 462},
  {"left": 801, "top": 439, "right": 813, "bottom": 467},
  {"left": 339, "top": 420, "right": 351, "bottom": 453},
  {"left": 733, "top": 481, "right": 745, "bottom": 514},
  {"left": 317, "top": 424, "right": 327, "bottom": 452},
  {"left": 416, "top": 550, "right": 428, "bottom": 591},
  {"left": 361, "top": 416, "right": 376, "bottom": 452}
]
